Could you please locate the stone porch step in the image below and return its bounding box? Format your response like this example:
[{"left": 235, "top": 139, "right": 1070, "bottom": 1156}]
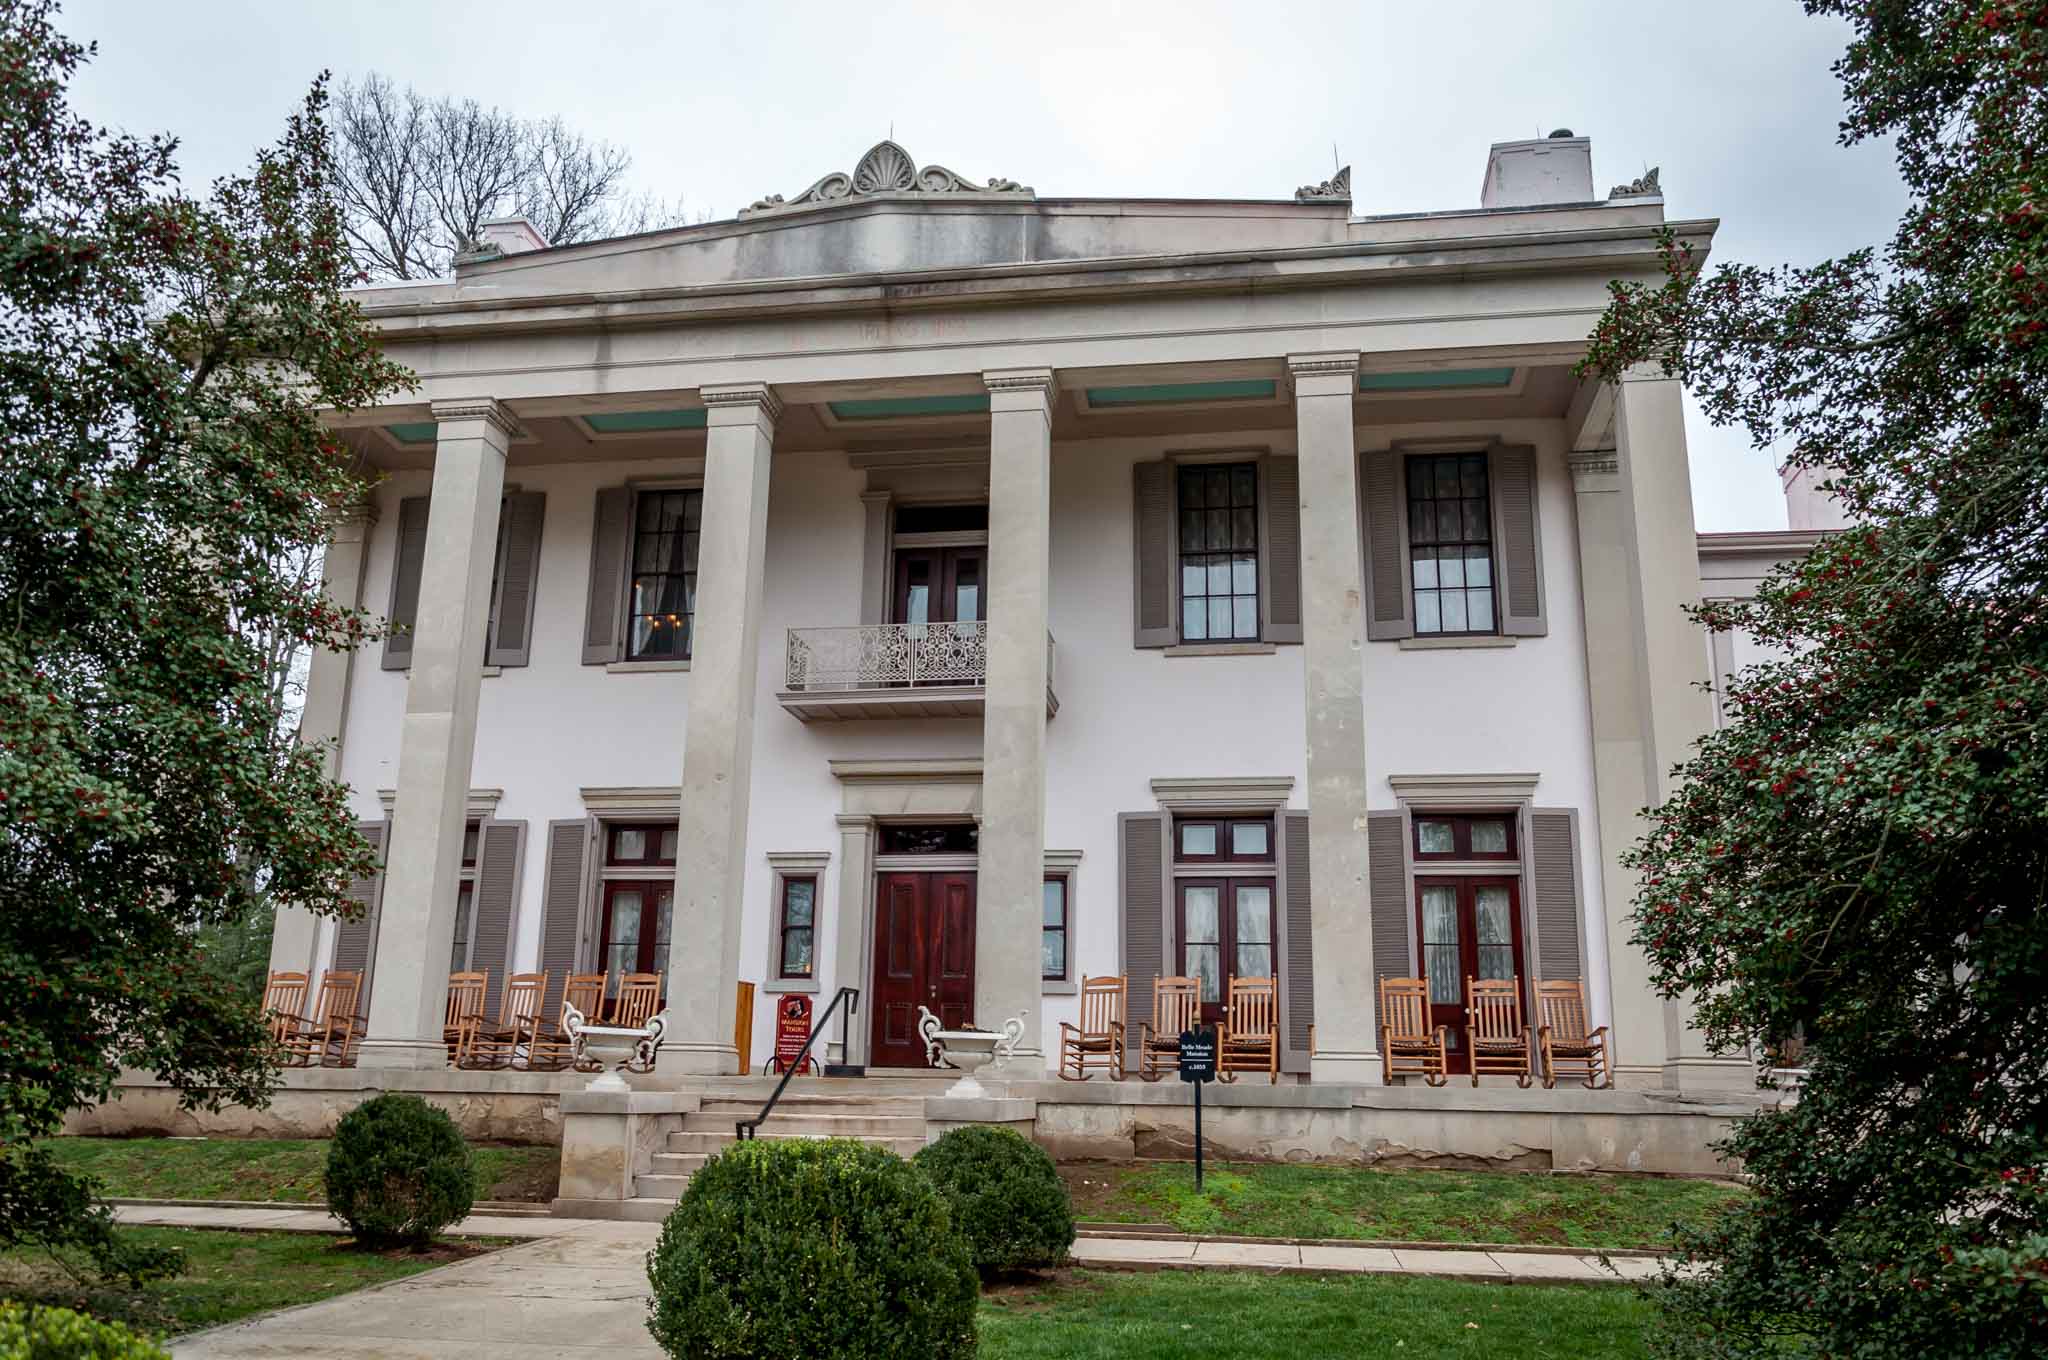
[
  {"left": 695, "top": 1092, "right": 926, "bottom": 1115},
  {"left": 676, "top": 1113, "right": 925, "bottom": 1140},
  {"left": 666, "top": 1129, "right": 926, "bottom": 1157}
]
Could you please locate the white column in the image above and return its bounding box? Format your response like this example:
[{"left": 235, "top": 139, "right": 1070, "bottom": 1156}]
[
  {"left": 1609, "top": 372, "right": 1750, "bottom": 1092},
  {"left": 1291, "top": 352, "right": 1382, "bottom": 1085},
  {"left": 269, "top": 497, "right": 376, "bottom": 981},
  {"left": 358, "top": 399, "right": 511, "bottom": 1069},
  {"left": 663, "top": 382, "right": 779, "bottom": 1074},
  {"left": 979, "top": 368, "right": 1054, "bottom": 1069}
]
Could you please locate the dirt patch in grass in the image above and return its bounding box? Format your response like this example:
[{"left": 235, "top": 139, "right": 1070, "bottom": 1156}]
[
  {"left": 476, "top": 1143, "right": 558, "bottom": 1202},
  {"left": 329, "top": 1236, "right": 500, "bottom": 1265}
]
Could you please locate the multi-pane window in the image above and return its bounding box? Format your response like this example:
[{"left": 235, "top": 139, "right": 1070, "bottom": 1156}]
[
  {"left": 1178, "top": 463, "right": 1259, "bottom": 642},
  {"left": 598, "top": 822, "right": 676, "bottom": 1001},
  {"left": 1406, "top": 453, "right": 1496, "bottom": 635},
  {"left": 628, "top": 489, "right": 702, "bottom": 660},
  {"left": 449, "top": 821, "right": 480, "bottom": 972},
  {"left": 1041, "top": 875, "right": 1069, "bottom": 981},
  {"left": 1173, "top": 816, "right": 1276, "bottom": 1015},
  {"left": 1176, "top": 817, "right": 1273, "bottom": 863},
  {"left": 1412, "top": 813, "right": 1517, "bottom": 861},
  {"left": 777, "top": 876, "right": 816, "bottom": 978}
]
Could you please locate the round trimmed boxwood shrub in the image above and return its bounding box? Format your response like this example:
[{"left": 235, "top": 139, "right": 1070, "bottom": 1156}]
[
  {"left": 647, "top": 1138, "right": 978, "bottom": 1360},
  {"left": 323, "top": 1092, "right": 474, "bottom": 1248},
  {"left": 913, "top": 1125, "right": 1074, "bottom": 1277},
  {"left": 0, "top": 1302, "right": 169, "bottom": 1360}
]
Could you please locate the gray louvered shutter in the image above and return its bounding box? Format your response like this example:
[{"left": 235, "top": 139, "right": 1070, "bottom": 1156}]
[
  {"left": 1132, "top": 462, "right": 1176, "bottom": 648},
  {"left": 381, "top": 497, "right": 430, "bottom": 670},
  {"left": 539, "top": 820, "right": 589, "bottom": 1022},
  {"left": 583, "top": 487, "right": 633, "bottom": 664},
  {"left": 1260, "top": 455, "right": 1303, "bottom": 645},
  {"left": 331, "top": 821, "right": 386, "bottom": 1003},
  {"left": 1279, "top": 810, "right": 1313, "bottom": 1073},
  {"left": 1360, "top": 453, "right": 1413, "bottom": 641},
  {"left": 1489, "top": 444, "right": 1547, "bottom": 636},
  {"left": 1528, "top": 808, "right": 1585, "bottom": 983},
  {"left": 1367, "top": 810, "right": 1409, "bottom": 1031},
  {"left": 472, "top": 821, "right": 525, "bottom": 1019},
  {"left": 1119, "top": 813, "right": 1167, "bottom": 1062},
  {"left": 486, "top": 492, "right": 546, "bottom": 667}
]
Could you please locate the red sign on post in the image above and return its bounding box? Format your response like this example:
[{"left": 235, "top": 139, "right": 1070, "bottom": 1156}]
[{"left": 770, "top": 994, "right": 815, "bottom": 1075}]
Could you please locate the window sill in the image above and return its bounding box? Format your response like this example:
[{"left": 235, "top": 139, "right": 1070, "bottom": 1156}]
[
  {"left": 480, "top": 665, "right": 502, "bottom": 678},
  {"left": 1164, "top": 642, "right": 1277, "bottom": 658},
  {"left": 1042, "top": 980, "right": 1078, "bottom": 996},
  {"left": 762, "top": 978, "right": 820, "bottom": 995},
  {"left": 606, "top": 659, "right": 692, "bottom": 673},
  {"left": 1398, "top": 635, "right": 1516, "bottom": 651}
]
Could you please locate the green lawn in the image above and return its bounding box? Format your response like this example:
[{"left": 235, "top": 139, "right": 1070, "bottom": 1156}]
[
  {"left": 980, "top": 1269, "right": 1654, "bottom": 1359},
  {"left": 0, "top": 1226, "right": 486, "bottom": 1337},
  {"left": 1062, "top": 1161, "right": 1741, "bottom": 1249},
  {"left": 38, "top": 1137, "right": 558, "bottom": 1205}
]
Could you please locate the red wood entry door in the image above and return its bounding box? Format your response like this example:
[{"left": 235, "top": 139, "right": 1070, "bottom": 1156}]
[
  {"left": 1415, "top": 876, "right": 1523, "bottom": 1075},
  {"left": 869, "top": 871, "right": 976, "bottom": 1068}
]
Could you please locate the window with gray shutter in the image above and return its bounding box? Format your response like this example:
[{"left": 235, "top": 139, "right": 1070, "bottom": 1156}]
[
  {"left": 583, "top": 487, "right": 633, "bottom": 664},
  {"left": 1132, "top": 463, "right": 1176, "bottom": 648},
  {"left": 470, "top": 821, "right": 525, "bottom": 1019},
  {"left": 1118, "top": 812, "right": 1168, "bottom": 1062},
  {"left": 331, "top": 821, "right": 387, "bottom": 1003},
  {"left": 1279, "top": 810, "right": 1313, "bottom": 1073},
  {"left": 1527, "top": 808, "right": 1585, "bottom": 983},
  {"left": 1366, "top": 810, "right": 1409, "bottom": 1031},
  {"left": 486, "top": 492, "right": 546, "bottom": 667},
  {"left": 539, "top": 820, "right": 590, "bottom": 1021},
  {"left": 380, "top": 498, "right": 430, "bottom": 669},
  {"left": 1259, "top": 456, "right": 1303, "bottom": 645},
  {"left": 1488, "top": 444, "right": 1547, "bottom": 636},
  {"left": 1360, "top": 454, "right": 1413, "bottom": 640}
]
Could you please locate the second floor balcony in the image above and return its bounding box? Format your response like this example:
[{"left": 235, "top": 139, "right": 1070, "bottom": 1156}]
[{"left": 777, "top": 622, "right": 1059, "bottom": 722}]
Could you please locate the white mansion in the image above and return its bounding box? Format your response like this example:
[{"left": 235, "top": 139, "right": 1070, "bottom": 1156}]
[{"left": 265, "top": 131, "right": 1824, "bottom": 1100}]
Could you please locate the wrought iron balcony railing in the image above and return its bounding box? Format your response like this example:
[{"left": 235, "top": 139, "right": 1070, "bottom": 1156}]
[{"left": 778, "top": 622, "right": 1058, "bottom": 722}]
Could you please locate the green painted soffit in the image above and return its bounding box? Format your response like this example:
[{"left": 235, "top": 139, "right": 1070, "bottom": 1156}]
[
  {"left": 1085, "top": 379, "right": 1278, "bottom": 407},
  {"left": 828, "top": 394, "right": 991, "bottom": 420},
  {"left": 583, "top": 408, "right": 708, "bottom": 433},
  {"left": 1358, "top": 367, "right": 1516, "bottom": 392},
  {"left": 382, "top": 421, "right": 439, "bottom": 445}
]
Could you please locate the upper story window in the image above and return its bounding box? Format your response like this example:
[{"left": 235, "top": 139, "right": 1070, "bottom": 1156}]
[
  {"left": 1412, "top": 812, "right": 1517, "bottom": 861},
  {"left": 609, "top": 822, "right": 679, "bottom": 865},
  {"left": 1041, "top": 874, "right": 1070, "bottom": 981},
  {"left": 628, "top": 489, "right": 702, "bottom": 661},
  {"left": 1406, "top": 453, "right": 1496, "bottom": 636},
  {"left": 1178, "top": 463, "right": 1259, "bottom": 642}
]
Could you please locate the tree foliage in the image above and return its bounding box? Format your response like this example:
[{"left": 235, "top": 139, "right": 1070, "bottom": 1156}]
[
  {"left": 332, "top": 73, "right": 683, "bottom": 281},
  {"left": 1580, "top": 2, "right": 2048, "bottom": 1353},
  {"left": 0, "top": 0, "right": 408, "bottom": 1279}
]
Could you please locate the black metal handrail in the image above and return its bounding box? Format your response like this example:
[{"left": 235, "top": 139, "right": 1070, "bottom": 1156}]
[{"left": 736, "top": 986, "right": 859, "bottom": 1141}]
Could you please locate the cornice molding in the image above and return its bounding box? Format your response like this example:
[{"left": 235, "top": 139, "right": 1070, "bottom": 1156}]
[
  {"left": 828, "top": 757, "right": 983, "bottom": 785},
  {"left": 377, "top": 787, "right": 504, "bottom": 819},
  {"left": 579, "top": 785, "right": 681, "bottom": 815},
  {"left": 1150, "top": 776, "right": 1296, "bottom": 812},
  {"left": 1386, "top": 772, "right": 1540, "bottom": 807}
]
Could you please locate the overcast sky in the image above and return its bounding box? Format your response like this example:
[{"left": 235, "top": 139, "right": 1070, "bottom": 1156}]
[{"left": 58, "top": 0, "right": 1906, "bottom": 531}]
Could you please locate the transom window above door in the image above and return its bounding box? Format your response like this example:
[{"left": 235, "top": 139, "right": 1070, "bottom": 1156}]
[
  {"left": 1175, "top": 816, "right": 1273, "bottom": 863},
  {"left": 1178, "top": 463, "right": 1259, "bottom": 642},
  {"left": 1412, "top": 813, "right": 1517, "bottom": 861},
  {"left": 608, "top": 822, "right": 678, "bottom": 865},
  {"left": 1406, "top": 453, "right": 1496, "bottom": 636}
]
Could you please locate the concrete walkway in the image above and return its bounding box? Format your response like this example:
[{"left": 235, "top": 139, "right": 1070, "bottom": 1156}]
[{"left": 129, "top": 1205, "right": 1657, "bottom": 1357}]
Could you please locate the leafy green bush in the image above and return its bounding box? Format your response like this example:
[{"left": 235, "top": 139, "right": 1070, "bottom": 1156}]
[
  {"left": 647, "top": 1138, "right": 978, "bottom": 1359},
  {"left": 0, "top": 1302, "right": 169, "bottom": 1360},
  {"left": 914, "top": 1125, "right": 1074, "bottom": 1276},
  {"left": 323, "top": 1094, "right": 473, "bottom": 1247}
]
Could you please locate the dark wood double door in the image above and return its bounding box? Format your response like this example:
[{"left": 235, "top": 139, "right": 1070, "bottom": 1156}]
[
  {"left": 869, "top": 871, "right": 976, "bottom": 1068},
  {"left": 1416, "top": 876, "right": 1523, "bottom": 1075},
  {"left": 894, "top": 547, "right": 983, "bottom": 627}
]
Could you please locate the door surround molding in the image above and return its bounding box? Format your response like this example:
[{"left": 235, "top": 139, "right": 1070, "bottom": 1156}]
[{"left": 830, "top": 760, "right": 984, "bottom": 1068}]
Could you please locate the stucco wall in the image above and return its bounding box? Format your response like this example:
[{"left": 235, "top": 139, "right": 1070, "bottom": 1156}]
[{"left": 332, "top": 413, "right": 1611, "bottom": 1067}]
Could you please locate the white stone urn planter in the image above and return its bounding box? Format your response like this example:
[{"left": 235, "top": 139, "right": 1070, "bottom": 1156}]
[
  {"left": 916, "top": 1007, "right": 1026, "bottom": 1099},
  {"left": 563, "top": 1005, "right": 667, "bottom": 1093}
]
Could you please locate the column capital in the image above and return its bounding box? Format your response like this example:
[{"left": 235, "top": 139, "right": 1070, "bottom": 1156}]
[
  {"left": 1618, "top": 361, "right": 1678, "bottom": 385},
  {"left": 1566, "top": 447, "right": 1621, "bottom": 494},
  {"left": 326, "top": 497, "right": 379, "bottom": 545},
  {"left": 982, "top": 367, "right": 1056, "bottom": 396},
  {"left": 1287, "top": 351, "right": 1360, "bottom": 399},
  {"left": 700, "top": 381, "right": 783, "bottom": 424},
  {"left": 428, "top": 397, "right": 519, "bottom": 439}
]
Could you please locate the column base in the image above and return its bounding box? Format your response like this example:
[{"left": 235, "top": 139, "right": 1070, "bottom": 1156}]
[
  {"left": 658, "top": 1041, "right": 740, "bottom": 1076},
  {"left": 353, "top": 1036, "right": 452, "bottom": 1071},
  {"left": 1309, "top": 1050, "right": 1385, "bottom": 1085}
]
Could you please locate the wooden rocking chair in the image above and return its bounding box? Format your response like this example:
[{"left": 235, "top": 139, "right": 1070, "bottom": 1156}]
[
  {"left": 462, "top": 972, "right": 546, "bottom": 1069},
  {"left": 1536, "top": 980, "right": 1612, "bottom": 1089},
  {"left": 278, "top": 970, "right": 366, "bottom": 1068},
  {"left": 1058, "top": 976, "right": 1127, "bottom": 1081},
  {"left": 1218, "top": 976, "right": 1279, "bottom": 1084},
  {"left": 1378, "top": 977, "right": 1449, "bottom": 1086},
  {"left": 529, "top": 971, "right": 608, "bottom": 1072},
  {"left": 1466, "top": 976, "right": 1534, "bottom": 1088},
  {"left": 612, "top": 972, "right": 663, "bottom": 1072},
  {"left": 443, "top": 971, "right": 487, "bottom": 1064},
  {"left": 1136, "top": 977, "right": 1200, "bottom": 1081},
  {"left": 262, "top": 971, "right": 310, "bottom": 1060}
]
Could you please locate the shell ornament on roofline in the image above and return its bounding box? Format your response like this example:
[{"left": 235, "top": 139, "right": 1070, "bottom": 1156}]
[{"left": 741, "top": 140, "right": 1033, "bottom": 216}]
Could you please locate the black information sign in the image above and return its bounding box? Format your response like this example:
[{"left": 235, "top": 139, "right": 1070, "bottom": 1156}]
[{"left": 1178, "top": 1026, "right": 1218, "bottom": 1190}]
